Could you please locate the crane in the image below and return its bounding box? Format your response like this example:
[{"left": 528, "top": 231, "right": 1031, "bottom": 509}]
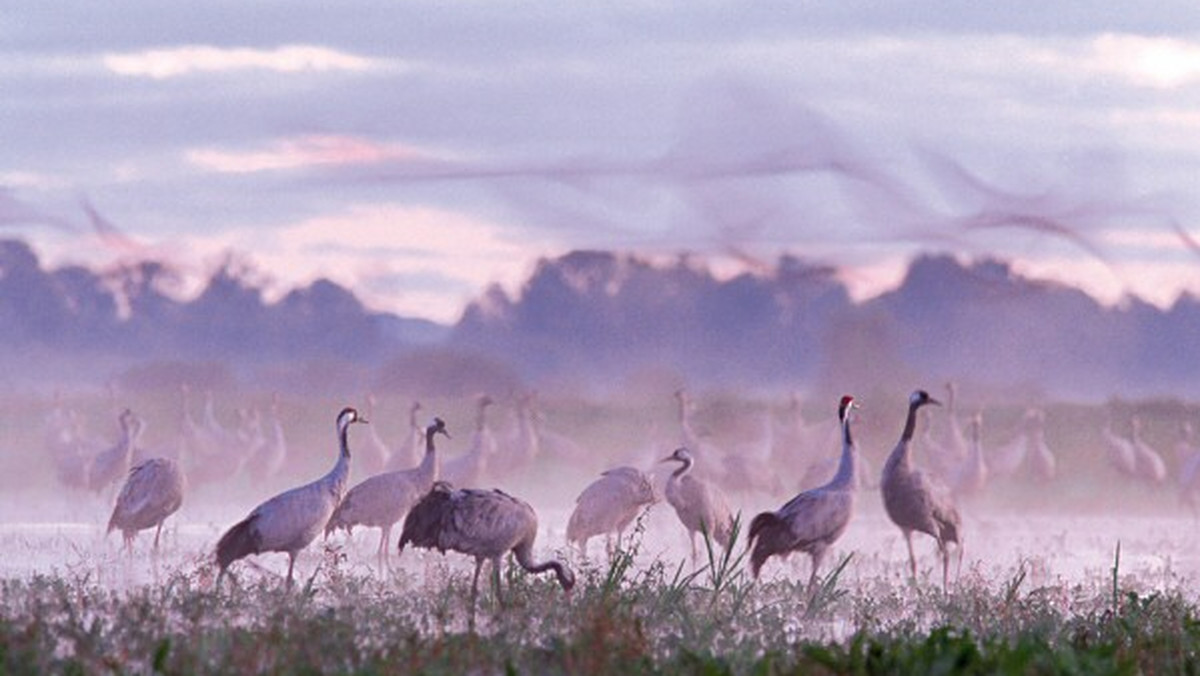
[
  {"left": 358, "top": 394, "right": 393, "bottom": 476},
  {"left": 949, "top": 412, "right": 988, "bottom": 501},
  {"left": 566, "top": 466, "right": 658, "bottom": 558},
  {"left": 246, "top": 394, "right": 288, "bottom": 485},
  {"left": 880, "top": 390, "right": 962, "bottom": 588},
  {"left": 107, "top": 451, "right": 186, "bottom": 552},
  {"left": 1129, "top": 416, "right": 1167, "bottom": 484},
  {"left": 325, "top": 418, "right": 449, "bottom": 567},
  {"left": 749, "top": 395, "right": 859, "bottom": 594},
  {"left": 87, "top": 409, "right": 141, "bottom": 494},
  {"left": 442, "top": 394, "right": 497, "bottom": 487},
  {"left": 1101, "top": 416, "right": 1139, "bottom": 479},
  {"left": 662, "top": 446, "right": 735, "bottom": 563},
  {"left": 1024, "top": 408, "right": 1057, "bottom": 481},
  {"left": 398, "top": 481, "right": 575, "bottom": 617},
  {"left": 216, "top": 406, "right": 366, "bottom": 588}
]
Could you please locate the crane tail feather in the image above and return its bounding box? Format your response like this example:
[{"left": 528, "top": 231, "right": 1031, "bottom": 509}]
[{"left": 748, "top": 511, "right": 783, "bottom": 578}]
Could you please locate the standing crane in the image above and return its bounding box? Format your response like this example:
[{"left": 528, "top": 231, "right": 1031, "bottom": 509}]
[
  {"left": 87, "top": 409, "right": 142, "bottom": 494},
  {"left": 880, "top": 390, "right": 962, "bottom": 589},
  {"left": 246, "top": 395, "right": 288, "bottom": 485},
  {"left": 442, "top": 394, "right": 497, "bottom": 487},
  {"left": 1129, "top": 416, "right": 1168, "bottom": 484},
  {"left": 325, "top": 418, "right": 449, "bottom": 567},
  {"left": 388, "top": 400, "right": 424, "bottom": 471},
  {"left": 398, "top": 481, "right": 575, "bottom": 618},
  {"left": 662, "top": 447, "right": 735, "bottom": 562},
  {"left": 1175, "top": 422, "right": 1200, "bottom": 517},
  {"left": 566, "top": 466, "right": 658, "bottom": 558},
  {"left": 216, "top": 406, "right": 366, "bottom": 589},
  {"left": 950, "top": 413, "right": 988, "bottom": 501},
  {"left": 1024, "top": 408, "right": 1057, "bottom": 482},
  {"left": 1101, "top": 415, "right": 1138, "bottom": 479},
  {"left": 107, "top": 443, "right": 186, "bottom": 552},
  {"left": 358, "top": 394, "right": 393, "bottom": 476},
  {"left": 748, "top": 395, "right": 860, "bottom": 594}
]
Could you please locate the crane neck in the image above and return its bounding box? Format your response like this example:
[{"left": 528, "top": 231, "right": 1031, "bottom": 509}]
[
  {"left": 671, "top": 455, "right": 693, "bottom": 479},
  {"left": 828, "top": 412, "right": 857, "bottom": 489},
  {"left": 901, "top": 400, "right": 922, "bottom": 444},
  {"left": 888, "top": 400, "right": 923, "bottom": 470},
  {"left": 338, "top": 418, "right": 353, "bottom": 460},
  {"left": 419, "top": 426, "right": 440, "bottom": 480}
]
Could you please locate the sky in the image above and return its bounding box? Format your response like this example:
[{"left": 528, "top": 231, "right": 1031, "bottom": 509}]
[{"left": 4, "top": 2, "right": 1200, "bottom": 323}]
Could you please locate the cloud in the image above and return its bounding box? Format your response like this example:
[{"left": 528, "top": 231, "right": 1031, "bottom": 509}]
[
  {"left": 169, "top": 204, "right": 548, "bottom": 323},
  {"left": 102, "top": 44, "right": 385, "bottom": 79},
  {"left": 1089, "top": 33, "right": 1200, "bottom": 88},
  {"left": 185, "top": 135, "right": 436, "bottom": 174}
]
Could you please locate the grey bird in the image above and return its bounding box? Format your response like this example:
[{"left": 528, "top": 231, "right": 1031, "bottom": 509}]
[
  {"left": 325, "top": 418, "right": 449, "bottom": 567},
  {"left": 87, "top": 409, "right": 142, "bottom": 494},
  {"left": 108, "top": 454, "right": 186, "bottom": 552},
  {"left": 662, "top": 446, "right": 735, "bottom": 562},
  {"left": 880, "top": 390, "right": 962, "bottom": 589},
  {"left": 398, "top": 481, "right": 575, "bottom": 617},
  {"left": 441, "top": 394, "right": 497, "bottom": 487},
  {"left": 566, "top": 466, "right": 658, "bottom": 558},
  {"left": 749, "top": 395, "right": 859, "bottom": 593},
  {"left": 216, "top": 406, "right": 366, "bottom": 589}
]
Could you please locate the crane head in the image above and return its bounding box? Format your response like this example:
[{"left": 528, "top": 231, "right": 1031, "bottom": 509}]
[
  {"left": 910, "top": 390, "right": 940, "bottom": 408},
  {"left": 838, "top": 395, "right": 858, "bottom": 422},
  {"left": 428, "top": 417, "right": 450, "bottom": 438},
  {"left": 338, "top": 406, "right": 367, "bottom": 426},
  {"left": 661, "top": 447, "right": 692, "bottom": 464}
]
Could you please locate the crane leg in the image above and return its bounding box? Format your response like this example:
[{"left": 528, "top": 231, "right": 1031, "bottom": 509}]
[
  {"left": 153, "top": 522, "right": 164, "bottom": 550},
  {"left": 492, "top": 557, "right": 504, "bottom": 607},
  {"left": 470, "top": 558, "right": 483, "bottom": 610},
  {"left": 903, "top": 530, "right": 918, "bottom": 580},
  {"left": 377, "top": 525, "right": 392, "bottom": 570},
  {"left": 940, "top": 545, "right": 949, "bottom": 590},
  {"left": 286, "top": 553, "right": 296, "bottom": 590},
  {"left": 806, "top": 549, "right": 826, "bottom": 600}
]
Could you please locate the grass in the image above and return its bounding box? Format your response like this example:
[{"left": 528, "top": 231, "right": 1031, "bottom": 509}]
[{"left": 3, "top": 530, "right": 1200, "bottom": 675}]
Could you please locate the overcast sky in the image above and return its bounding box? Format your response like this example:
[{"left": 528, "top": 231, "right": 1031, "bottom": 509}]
[{"left": 4, "top": 2, "right": 1200, "bottom": 322}]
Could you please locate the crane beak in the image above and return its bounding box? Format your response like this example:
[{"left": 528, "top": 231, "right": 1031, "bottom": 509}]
[{"left": 927, "top": 397, "right": 942, "bottom": 407}]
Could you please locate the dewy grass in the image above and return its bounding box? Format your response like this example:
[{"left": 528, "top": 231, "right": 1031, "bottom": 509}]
[{"left": 5, "top": 549, "right": 1200, "bottom": 674}]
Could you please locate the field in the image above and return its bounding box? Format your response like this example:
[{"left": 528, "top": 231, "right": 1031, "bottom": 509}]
[{"left": 3, "top": 387, "right": 1200, "bottom": 674}]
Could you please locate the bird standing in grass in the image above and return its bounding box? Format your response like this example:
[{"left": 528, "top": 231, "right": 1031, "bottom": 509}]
[
  {"left": 880, "top": 390, "right": 962, "bottom": 589},
  {"left": 216, "top": 406, "right": 366, "bottom": 589},
  {"left": 566, "top": 466, "right": 658, "bottom": 558},
  {"left": 108, "top": 431, "right": 186, "bottom": 553},
  {"left": 398, "top": 481, "right": 575, "bottom": 620},
  {"left": 749, "top": 395, "right": 859, "bottom": 594},
  {"left": 325, "top": 418, "right": 449, "bottom": 567},
  {"left": 662, "top": 446, "right": 735, "bottom": 562}
]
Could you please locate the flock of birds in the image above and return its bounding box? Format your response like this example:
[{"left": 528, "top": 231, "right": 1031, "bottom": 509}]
[{"left": 37, "top": 382, "right": 1200, "bottom": 607}]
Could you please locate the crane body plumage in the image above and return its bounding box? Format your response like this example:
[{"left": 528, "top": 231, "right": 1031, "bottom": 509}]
[
  {"left": 325, "top": 418, "right": 448, "bottom": 565},
  {"left": 399, "top": 482, "right": 574, "bottom": 616},
  {"left": 216, "top": 406, "right": 365, "bottom": 588},
  {"left": 663, "top": 447, "right": 735, "bottom": 561},
  {"left": 749, "top": 395, "right": 859, "bottom": 591},
  {"left": 108, "top": 455, "right": 186, "bottom": 550},
  {"left": 566, "top": 466, "right": 657, "bottom": 556},
  {"left": 880, "top": 390, "right": 962, "bottom": 588}
]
